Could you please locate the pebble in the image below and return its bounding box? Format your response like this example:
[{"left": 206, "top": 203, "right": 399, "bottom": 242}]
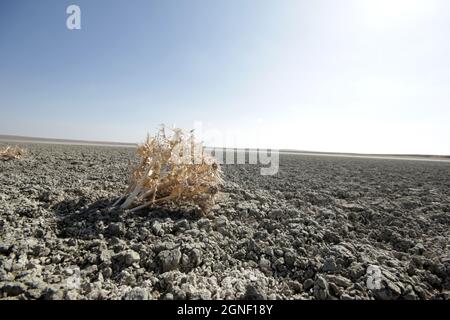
[{"left": 157, "top": 248, "right": 182, "bottom": 273}]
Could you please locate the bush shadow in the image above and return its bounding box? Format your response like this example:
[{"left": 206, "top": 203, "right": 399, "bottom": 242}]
[{"left": 53, "top": 196, "right": 203, "bottom": 240}]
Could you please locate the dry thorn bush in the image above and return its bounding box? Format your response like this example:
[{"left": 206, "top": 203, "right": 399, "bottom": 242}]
[
  {"left": 114, "top": 126, "right": 223, "bottom": 214},
  {"left": 0, "top": 145, "right": 27, "bottom": 161}
]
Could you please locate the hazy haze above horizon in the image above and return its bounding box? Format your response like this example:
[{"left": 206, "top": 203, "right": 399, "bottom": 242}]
[{"left": 1, "top": 0, "right": 449, "bottom": 154}]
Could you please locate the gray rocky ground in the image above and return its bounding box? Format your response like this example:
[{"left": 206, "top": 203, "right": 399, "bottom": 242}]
[{"left": 0, "top": 143, "right": 449, "bottom": 300}]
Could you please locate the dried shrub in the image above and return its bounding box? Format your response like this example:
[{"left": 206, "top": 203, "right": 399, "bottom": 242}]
[
  {"left": 0, "top": 145, "right": 27, "bottom": 161},
  {"left": 114, "top": 126, "right": 223, "bottom": 214}
]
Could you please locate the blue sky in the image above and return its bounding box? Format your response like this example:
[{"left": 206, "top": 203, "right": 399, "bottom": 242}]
[{"left": 0, "top": 0, "right": 449, "bottom": 154}]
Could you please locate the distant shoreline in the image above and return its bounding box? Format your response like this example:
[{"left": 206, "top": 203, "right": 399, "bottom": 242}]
[
  {"left": 0, "top": 134, "right": 137, "bottom": 148},
  {"left": 1, "top": 134, "right": 449, "bottom": 162}
]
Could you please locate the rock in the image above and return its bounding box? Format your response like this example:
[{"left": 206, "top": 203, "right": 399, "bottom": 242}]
[
  {"left": 270, "top": 209, "right": 284, "bottom": 220},
  {"left": 114, "top": 250, "right": 140, "bottom": 266},
  {"left": 341, "top": 203, "right": 365, "bottom": 212},
  {"left": 424, "top": 271, "right": 441, "bottom": 288},
  {"left": 288, "top": 280, "right": 303, "bottom": 293},
  {"left": 274, "top": 257, "right": 286, "bottom": 272},
  {"left": 125, "top": 250, "right": 141, "bottom": 265},
  {"left": 326, "top": 275, "right": 352, "bottom": 288},
  {"left": 163, "top": 292, "right": 174, "bottom": 300},
  {"left": 43, "top": 286, "right": 65, "bottom": 300},
  {"left": 259, "top": 257, "right": 271, "bottom": 274},
  {"left": 191, "top": 288, "right": 212, "bottom": 300},
  {"left": 242, "top": 191, "right": 256, "bottom": 200},
  {"left": 213, "top": 215, "right": 229, "bottom": 233},
  {"left": 274, "top": 249, "right": 283, "bottom": 257},
  {"left": 414, "top": 285, "right": 432, "bottom": 299},
  {"left": 107, "top": 223, "right": 125, "bottom": 237},
  {"left": 25, "top": 288, "right": 45, "bottom": 299},
  {"left": 30, "top": 244, "right": 50, "bottom": 257},
  {"left": 328, "top": 282, "right": 342, "bottom": 297},
  {"left": 65, "top": 290, "right": 79, "bottom": 300},
  {"left": 1, "top": 282, "right": 26, "bottom": 297},
  {"left": 188, "top": 248, "right": 203, "bottom": 267},
  {"left": 102, "top": 267, "right": 112, "bottom": 279},
  {"left": 237, "top": 201, "right": 255, "bottom": 211},
  {"left": 323, "top": 230, "right": 341, "bottom": 244},
  {"left": 242, "top": 285, "right": 266, "bottom": 300},
  {"left": 411, "top": 243, "right": 425, "bottom": 255},
  {"left": 50, "top": 254, "right": 61, "bottom": 264},
  {"left": 151, "top": 221, "right": 164, "bottom": 236},
  {"left": 373, "top": 280, "right": 402, "bottom": 300},
  {"left": 322, "top": 257, "right": 338, "bottom": 273},
  {"left": 426, "top": 260, "right": 446, "bottom": 279},
  {"left": 173, "top": 219, "right": 190, "bottom": 232},
  {"left": 0, "top": 270, "right": 15, "bottom": 282},
  {"left": 341, "top": 293, "right": 354, "bottom": 300},
  {"left": 303, "top": 279, "right": 314, "bottom": 291},
  {"left": 84, "top": 281, "right": 104, "bottom": 299},
  {"left": 284, "top": 251, "right": 296, "bottom": 267},
  {"left": 0, "top": 243, "right": 12, "bottom": 255},
  {"left": 35, "top": 228, "right": 45, "bottom": 238},
  {"left": 84, "top": 253, "right": 98, "bottom": 265},
  {"left": 319, "top": 209, "right": 336, "bottom": 219},
  {"left": 349, "top": 263, "right": 366, "bottom": 280},
  {"left": 118, "top": 270, "right": 136, "bottom": 286},
  {"left": 99, "top": 249, "right": 112, "bottom": 263},
  {"left": 304, "top": 260, "right": 319, "bottom": 280},
  {"left": 82, "top": 264, "right": 98, "bottom": 276},
  {"left": 313, "top": 275, "right": 329, "bottom": 299},
  {"left": 402, "top": 285, "right": 418, "bottom": 300},
  {"left": 330, "top": 244, "right": 354, "bottom": 264},
  {"left": 171, "top": 287, "right": 187, "bottom": 300},
  {"left": 152, "top": 241, "right": 177, "bottom": 253},
  {"left": 197, "top": 218, "right": 212, "bottom": 231},
  {"left": 123, "top": 287, "right": 149, "bottom": 300},
  {"left": 138, "top": 228, "right": 151, "bottom": 241},
  {"left": 366, "top": 265, "right": 402, "bottom": 300},
  {"left": 13, "top": 254, "right": 28, "bottom": 271},
  {"left": 158, "top": 248, "right": 182, "bottom": 273},
  {"left": 67, "top": 238, "right": 77, "bottom": 247}
]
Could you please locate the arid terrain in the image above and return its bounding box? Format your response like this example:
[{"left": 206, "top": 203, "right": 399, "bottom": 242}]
[{"left": 0, "top": 142, "right": 449, "bottom": 300}]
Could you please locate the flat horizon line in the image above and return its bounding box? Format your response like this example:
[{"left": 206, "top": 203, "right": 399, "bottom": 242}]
[{"left": 1, "top": 133, "right": 449, "bottom": 160}]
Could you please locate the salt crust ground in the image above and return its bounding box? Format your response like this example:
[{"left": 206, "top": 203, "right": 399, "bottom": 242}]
[{"left": 0, "top": 143, "right": 449, "bottom": 300}]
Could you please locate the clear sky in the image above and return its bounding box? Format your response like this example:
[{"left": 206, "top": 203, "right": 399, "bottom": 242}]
[{"left": 0, "top": 0, "right": 449, "bottom": 154}]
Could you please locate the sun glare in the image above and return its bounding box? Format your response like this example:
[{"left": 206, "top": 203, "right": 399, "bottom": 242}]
[{"left": 356, "top": 0, "right": 434, "bottom": 30}]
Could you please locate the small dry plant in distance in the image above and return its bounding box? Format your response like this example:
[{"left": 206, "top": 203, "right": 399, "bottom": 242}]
[
  {"left": 113, "top": 125, "right": 223, "bottom": 214},
  {"left": 0, "top": 145, "right": 27, "bottom": 161}
]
